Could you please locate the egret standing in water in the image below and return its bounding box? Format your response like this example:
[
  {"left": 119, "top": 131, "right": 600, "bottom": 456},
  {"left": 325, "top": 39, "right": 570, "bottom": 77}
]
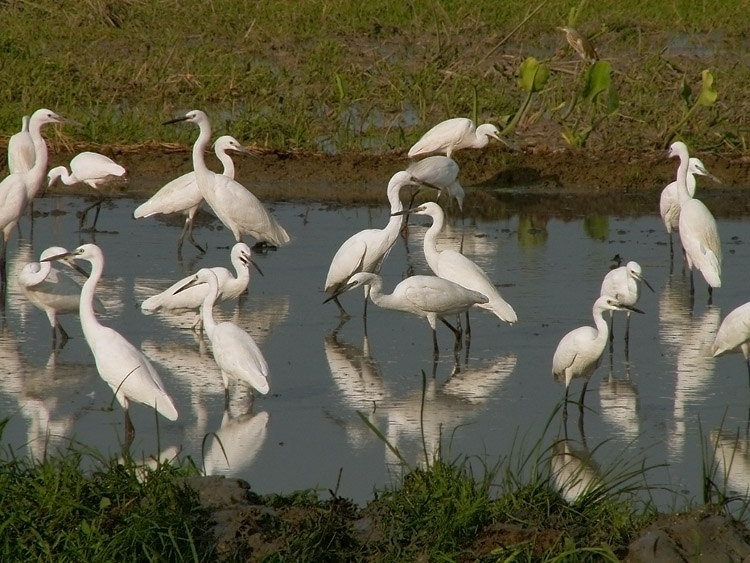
[
  {"left": 0, "top": 109, "right": 64, "bottom": 286},
  {"left": 176, "top": 268, "right": 269, "bottom": 405},
  {"left": 712, "top": 302, "right": 750, "bottom": 385},
  {"left": 399, "top": 202, "right": 517, "bottom": 340},
  {"left": 43, "top": 244, "right": 178, "bottom": 441},
  {"left": 47, "top": 151, "right": 127, "bottom": 232},
  {"left": 18, "top": 246, "right": 105, "bottom": 347},
  {"left": 408, "top": 118, "right": 509, "bottom": 159},
  {"left": 599, "top": 260, "right": 653, "bottom": 350},
  {"left": 141, "top": 242, "right": 259, "bottom": 329},
  {"left": 324, "top": 171, "right": 419, "bottom": 317},
  {"left": 669, "top": 141, "right": 721, "bottom": 302},
  {"left": 406, "top": 156, "right": 465, "bottom": 212},
  {"left": 326, "top": 272, "right": 488, "bottom": 359},
  {"left": 164, "top": 110, "right": 290, "bottom": 248},
  {"left": 8, "top": 115, "right": 34, "bottom": 174},
  {"left": 134, "top": 135, "right": 251, "bottom": 254},
  {"left": 552, "top": 296, "right": 643, "bottom": 419},
  {"left": 660, "top": 156, "right": 718, "bottom": 262}
]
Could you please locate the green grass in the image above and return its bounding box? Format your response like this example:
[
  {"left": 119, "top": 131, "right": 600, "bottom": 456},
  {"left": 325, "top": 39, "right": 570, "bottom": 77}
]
[{"left": 1, "top": 0, "right": 748, "bottom": 153}]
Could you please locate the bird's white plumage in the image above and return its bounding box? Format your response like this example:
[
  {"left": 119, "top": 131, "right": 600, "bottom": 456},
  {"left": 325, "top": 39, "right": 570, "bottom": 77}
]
[
  {"left": 406, "top": 156, "right": 465, "bottom": 210},
  {"left": 669, "top": 142, "right": 721, "bottom": 288},
  {"left": 600, "top": 261, "right": 649, "bottom": 307},
  {"left": 141, "top": 242, "right": 254, "bottom": 317},
  {"left": 170, "top": 110, "right": 290, "bottom": 247},
  {"left": 408, "top": 118, "right": 504, "bottom": 158},
  {"left": 324, "top": 171, "right": 417, "bottom": 297},
  {"left": 188, "top": 268, "right": 269, "bottom": 395},
  {"left": 660, "top": 157, "right": 711, "bottom": 234},
  {"left": 48, "top": 244, "right": 178, "bottom": 421},
  {"left": 410, "top": 201, "right": 517, "bottom": 324},
  {"left": 8, "top": 115, "right": 34, "bottom": 174},
  {"left": 47, "top": 151, "right": 126, "bottom": 191},
  {"left": 712, "top": 302, "right": 750, "bottom": 360}
]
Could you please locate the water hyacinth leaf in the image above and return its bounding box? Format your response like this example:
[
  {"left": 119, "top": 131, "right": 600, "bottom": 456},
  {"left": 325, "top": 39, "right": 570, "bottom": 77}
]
[
  {"left": 518, "top": 57, "right": 549, "bottom": 93},
  {"left": 581, "top": 60, "right": 612, "bottom": 104},
  {"left": 697, "top": 69, "right": 717, "bottom": 107}
]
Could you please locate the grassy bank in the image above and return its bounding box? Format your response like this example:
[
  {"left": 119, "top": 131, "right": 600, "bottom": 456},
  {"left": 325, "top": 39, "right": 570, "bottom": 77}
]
[{"left": 1, "top": 1, "right": 747, "bottom": 155}]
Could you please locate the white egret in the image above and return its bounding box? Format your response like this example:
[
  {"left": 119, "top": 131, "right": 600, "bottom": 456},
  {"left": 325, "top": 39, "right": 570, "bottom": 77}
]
[
  {"left": 164, "top": 110, "right": 290, "bottom": 248},
  {"left": 8, "top": 115, "right": 34, "bottom": 174},
  {"left": 599, "top": 260, "right": 653, "bottom": 348},
  {"left": 401, "top": 201, "right": 517, "bottom": 338},
  {"left": 47, "top": 151, "right": 127, "bottom": 232},
  {"left": 42, "top": 244, "right": 178, "bottom": 439},
  {"left": 18, "top": 246, "right": 105, "bottom": 346},
  {"left": 660, "top": 156, "right": 718, "bottom": 260},
  {"left": 669, "top": 141, "right": 721, "bottom": 301},
  {"left": 406, "top": 156, "right": 465, "bottom": 211},
  {"left": 552, "top": 295, "right": 643, "bottom": 418},
  {"left": 176, "top": 268, "right": 270, "bottom": 402},
  {"left": 712, "top": 301, "right": 750, "bottom": 385},
  {"left": 134, "top": 135, "right": 250, "bottom": 254},
  {"left": 324, "top": 170, "right": 419, "bottom": 317},
  {"left": 407, "top": 117, "right": 508, "bottom": 159},
  {"left": 141, "top": 242, "right": 258, "bottom": 329},
  {"left": 326, "top": 272, "right": 489, "bottom": 358},
  {"left": 0, "top": 109, "right": 64, "bottom": 284}
]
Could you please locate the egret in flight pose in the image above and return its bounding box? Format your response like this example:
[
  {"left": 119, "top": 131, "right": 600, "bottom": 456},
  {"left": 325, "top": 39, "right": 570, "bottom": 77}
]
[
  {"left": 141, "top": 242, "right": 259, "bottom": 329},
  {"left": 599, "top": 260, "right": 653, "bottom": 349},
  {"left": 176, "top": 268, "right": 269, "bottom": 404},
  {"left": 47, "top": 151, "right": 127, "bottom": 232},
  {"left": 669, "top": 141, "right": 721, "bottom": 302},
  {"left": 0, "top": 109, "right": 64, "bottom": 285},
  {"left": 660, "top": 156, "right": 718, "bottom": 261},
  {"left": 324, "top": 170, "right": 419, "bottom": 317},
  {"left": 400, "top": 202, "right": 517, "bottom": 340},
  {"left": 712, "top": 301, "right": 750, "bottom": 385},
  {"left": 408, "top": 117, "right": 508, "bottom": 159},
  {"left": 552, "top": 296, "right": 643, "bottom": 419},
  {"left": 164, "top": 110, "right": 290, "bottom": 248},
  {"left": 134, "top": 135, "right": 250, "bottom": 254},
  {"left": 8, "top": 115, "right": 34, "bottom": 174},
  {"left": 406, "top": 156, "right": 465, "bottom": 212},
  {"left": 43, "top": 244, "right": 178, "bottom": 440},
  {"left": 326, "top": 272, "right": 488, "bottom": 359},
  {"left": 18, "top": 246, "right": 105, "bottom": 347}
]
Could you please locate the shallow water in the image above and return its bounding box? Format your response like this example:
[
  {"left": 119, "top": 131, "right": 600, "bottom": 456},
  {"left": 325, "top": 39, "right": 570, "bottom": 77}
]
[{"left": 2, "top": 192, "right": 750, "bottom": 508}]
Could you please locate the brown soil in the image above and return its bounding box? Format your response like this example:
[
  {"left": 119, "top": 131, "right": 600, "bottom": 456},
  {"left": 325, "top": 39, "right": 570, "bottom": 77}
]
[{"left": 44, "top": 141, "right": 750, "bottom": 219}]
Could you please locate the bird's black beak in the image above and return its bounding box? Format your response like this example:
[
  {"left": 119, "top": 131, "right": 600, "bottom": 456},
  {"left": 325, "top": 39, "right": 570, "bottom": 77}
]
[
  {"left": 624, "top": 304, "right": 645, "bottom": 315},
  {"left": 323, "top": 279, "right": 359, "bottom": 304},
  {"left": 241, "top": 256, "right": 265, "bottom": 277},
  {"left": 163, "top": 115, "right": 189, "bottom": 126},
  {"left": 41, "top": 251, "right": 89, "bottom": 278}
]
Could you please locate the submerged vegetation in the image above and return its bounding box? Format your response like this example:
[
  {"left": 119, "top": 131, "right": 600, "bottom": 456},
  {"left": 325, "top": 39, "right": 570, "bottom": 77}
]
[{"left": 0, "top": 0, "right": 748, "bottom": 155}]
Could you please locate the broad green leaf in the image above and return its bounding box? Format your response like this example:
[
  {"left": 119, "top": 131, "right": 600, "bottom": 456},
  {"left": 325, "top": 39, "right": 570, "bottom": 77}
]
[
  {"left": 605, "top": 82, "right": 619, "bottom": 115},
  {"left": 697, "top": 69, "right": 717, "bottom": 107},
  {"left": 518, "top": 57, "right": 549, "bottom": 93},
  {"left": 581, "top": 60, "right": 612, "bottom": 103}
]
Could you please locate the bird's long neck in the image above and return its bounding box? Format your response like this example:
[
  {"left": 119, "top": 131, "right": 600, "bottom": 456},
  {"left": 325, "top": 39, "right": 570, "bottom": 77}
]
[
  {"left": 28, "top": 261, "right": 52, "bottom": 285},
  {"left": 675, "top": 150, "right": 691, "bottom": 204},
  {"left": 25, "top": 119, "right": 50, "bottom": 198},
  {"left": 422, "top": 211, "right": 444, "bottom": 274},
  {"left": 49, "top": 167, "right": 76, "bottom": 187},
  {"left": 382, "top": 181, "right": 406, "bottom": 241},
  {"left": 217, "top": 149, "right": 235, "bottom": 179},
  {"left": 79, "top": 258, "right": 104, "bottom": 340},
  {"left": 363, "top": 278, "right": 388, "bottom": 309},
  {"left": 200, "top": 275, "right": 220, "bottom": 340},
  {"left": 191, "top": 118, "right": 214, "bottom": 196},
  {"left": 233, "top": 259, "right": 249, "bottom": 288},
  {"left": 592, "top": 304, "right": 610, "bottom": 351}
]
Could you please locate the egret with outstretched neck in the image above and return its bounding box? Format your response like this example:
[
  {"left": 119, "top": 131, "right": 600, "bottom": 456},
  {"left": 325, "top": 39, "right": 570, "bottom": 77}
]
[
  {"left": 164, "top": 110, "right": 290, "bottom": 248},
  {"left": 552, "top": 295, "right": 644, "bottom": 420},
  {"left": 134, "top": 135, "right": 250, "bottom": 253},
  {"left": 324, "top": 171, "right": 419, "bottom": 317},
  {"left": 408, "top": 118, "right": 509, "bottom": 159},
  {"left": 399, "top": 202, "right": 517, "bottom": 340},
  {"left": 43, "top": 244, "right": 178, "bottom": 441},
  {"left": 669, "top": 141, "right": 721, "bottom": 302},
  {"left": 176, "top": 268, "right": 269, "bottom": 404},
  {"left": 326, "top": 272, "right": 489, "bottom": 359},
  {"left": 141, "top": 242, "right": 260, "bottom": 329}
]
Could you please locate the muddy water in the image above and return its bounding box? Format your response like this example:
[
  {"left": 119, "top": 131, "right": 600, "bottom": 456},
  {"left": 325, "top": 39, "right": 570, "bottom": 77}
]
[{"left": 2, "top": 191, "right": 750, "bottom": 508}]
